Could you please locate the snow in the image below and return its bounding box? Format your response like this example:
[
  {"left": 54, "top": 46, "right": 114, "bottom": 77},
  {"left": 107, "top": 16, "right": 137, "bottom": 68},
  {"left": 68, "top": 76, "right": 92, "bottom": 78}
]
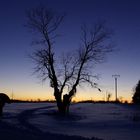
[{"left": 1, "top": 103, "right": 140, "bottom": 140}]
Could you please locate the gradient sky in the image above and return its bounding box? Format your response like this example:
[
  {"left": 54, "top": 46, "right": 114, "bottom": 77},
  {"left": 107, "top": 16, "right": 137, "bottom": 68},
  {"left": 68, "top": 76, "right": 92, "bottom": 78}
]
[{"left": 0, "top": 0, "right": 140, "bottom": 101}]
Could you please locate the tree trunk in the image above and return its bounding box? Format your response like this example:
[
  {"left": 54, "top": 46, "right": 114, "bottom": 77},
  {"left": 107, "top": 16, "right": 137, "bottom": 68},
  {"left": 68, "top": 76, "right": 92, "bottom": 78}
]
[
  {"left": 55, "top": 94, "right": 63, "bottom": 113},
  {"left": 55, "top": 92, "right": 71, "bottom": 115},
  {"left": 62, "top": 94, "right": 71, "bottom": 115},
  {"left": 54, "top": 91, "right": 65, "bottom": 114}
]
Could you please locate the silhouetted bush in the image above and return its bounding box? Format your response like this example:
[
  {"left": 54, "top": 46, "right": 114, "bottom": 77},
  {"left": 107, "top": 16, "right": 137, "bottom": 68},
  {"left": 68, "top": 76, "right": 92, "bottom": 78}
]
[
  {"left": 132, "top": 80, "right": 140, "bottom": 104},
  {"left": 0, "top": 93, "right": 10, "bottom": 116}
]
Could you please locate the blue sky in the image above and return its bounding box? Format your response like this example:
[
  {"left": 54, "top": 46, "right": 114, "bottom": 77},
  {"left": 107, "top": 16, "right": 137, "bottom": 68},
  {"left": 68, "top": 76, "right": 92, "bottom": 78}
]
[{"left": 0, "top": 0, "right": 140, "bottom": 101}]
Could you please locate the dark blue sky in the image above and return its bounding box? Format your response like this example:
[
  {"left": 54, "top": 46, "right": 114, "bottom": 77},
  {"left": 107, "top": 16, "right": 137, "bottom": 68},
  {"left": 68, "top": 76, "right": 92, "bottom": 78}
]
[{"left": 0, "top": 0, "right": 140, "bottom": 101}]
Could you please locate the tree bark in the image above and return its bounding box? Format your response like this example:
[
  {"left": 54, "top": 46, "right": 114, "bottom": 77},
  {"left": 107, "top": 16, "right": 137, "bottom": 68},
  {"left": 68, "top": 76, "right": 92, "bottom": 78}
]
[
  {"left": 62, "top": 94, "right": 71, "bottom": 114},
  {"left": 55, "top": 92, "right": 71, "bottom": 115}
]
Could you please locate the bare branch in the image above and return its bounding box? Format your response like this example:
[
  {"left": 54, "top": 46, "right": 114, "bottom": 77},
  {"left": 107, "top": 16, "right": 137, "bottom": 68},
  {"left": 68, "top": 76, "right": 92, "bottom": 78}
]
[{"left": 68, "top": 22, "right": 113, "bottom": 98}]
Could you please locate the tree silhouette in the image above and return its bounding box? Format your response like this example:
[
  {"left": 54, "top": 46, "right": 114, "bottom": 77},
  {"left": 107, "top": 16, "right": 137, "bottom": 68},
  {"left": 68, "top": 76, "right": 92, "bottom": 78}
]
[
  {"left": 132, "top": 80, "right": 140, "bottom": 104},
  {"left": 26, "top": 6, "right": 113, "bottom": 114}
]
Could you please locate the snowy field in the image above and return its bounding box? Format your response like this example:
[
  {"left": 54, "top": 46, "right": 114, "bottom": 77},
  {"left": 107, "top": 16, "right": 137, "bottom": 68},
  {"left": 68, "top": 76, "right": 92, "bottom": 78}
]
[{"left": 1, "top": 103, "right": 140, "bottom": 140}]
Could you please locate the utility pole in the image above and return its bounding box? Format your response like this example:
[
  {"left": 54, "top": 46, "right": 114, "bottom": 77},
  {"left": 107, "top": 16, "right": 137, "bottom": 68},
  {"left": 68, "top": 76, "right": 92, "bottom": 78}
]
[{"left": 112, "top": 75, "right": 120, "bottom": 102}]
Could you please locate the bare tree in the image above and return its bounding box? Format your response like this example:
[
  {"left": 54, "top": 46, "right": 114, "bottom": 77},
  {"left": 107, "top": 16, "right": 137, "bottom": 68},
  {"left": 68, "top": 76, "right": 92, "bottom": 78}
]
[
  {"left": 26, "top": 7, "right": 113, "bottom": 114},
  {"left": 107, "top": 93, "right": 112, "bottom": 102}
]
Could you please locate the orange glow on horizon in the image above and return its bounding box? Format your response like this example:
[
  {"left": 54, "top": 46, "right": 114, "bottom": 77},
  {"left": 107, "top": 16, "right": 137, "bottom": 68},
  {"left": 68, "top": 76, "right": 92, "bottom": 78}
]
[
  {"left": 1, "top": 86, "right": 132, "bottom": 103},
  {"left": 9, "top": 92, "right": 132, "bottom": 103}
]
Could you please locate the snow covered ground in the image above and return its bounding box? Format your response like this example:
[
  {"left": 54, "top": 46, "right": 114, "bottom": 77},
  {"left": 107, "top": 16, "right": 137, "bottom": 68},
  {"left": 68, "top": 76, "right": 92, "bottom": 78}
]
[{"left": 1, "top": 103, "right": 140, "bottom": 140}]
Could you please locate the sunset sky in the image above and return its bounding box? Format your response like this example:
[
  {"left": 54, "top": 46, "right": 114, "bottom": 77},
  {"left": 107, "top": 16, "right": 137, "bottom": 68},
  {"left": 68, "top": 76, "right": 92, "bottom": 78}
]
[{"left": 0, "top": 0, "right": 140, "bottom": 102}]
